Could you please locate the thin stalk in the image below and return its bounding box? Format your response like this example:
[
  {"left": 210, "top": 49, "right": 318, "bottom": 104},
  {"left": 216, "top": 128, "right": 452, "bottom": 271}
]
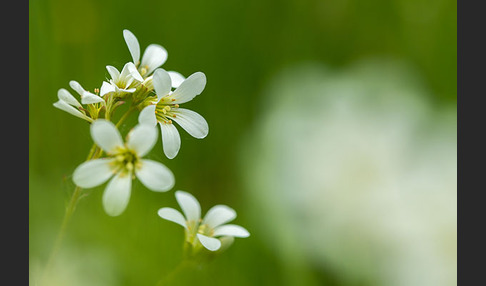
[
  {"left": 85, "top": 142, "right": 97, "bottom": 161},
  {"left": 40, "top": 106, "right": 136, "bottom": 285},
  {"left": 155, "top": 242, "right": 197, "bottom": 286},
  {"left": 115, "top": 106, "right": 136, "bottom": 128},
  {"left": 104, "top": 99, "right": 113, "bottom": 121},
  {"left": 155, "top": 259, "right": 195, "bottom": 286},
  {"left": 40, "top": 186, "right": 82, "bottom": 284},
  {"left": 93, "top": 146, "right": 104, "bottom": 159},
  {"left": 40, "top": 142, "right": 102, "bottom": 283}
]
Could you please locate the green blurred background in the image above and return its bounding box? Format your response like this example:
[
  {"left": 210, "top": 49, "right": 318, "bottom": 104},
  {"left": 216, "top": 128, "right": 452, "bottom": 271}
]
[{"left": 29, "top": 0, "right": 456, "bottom": 285}]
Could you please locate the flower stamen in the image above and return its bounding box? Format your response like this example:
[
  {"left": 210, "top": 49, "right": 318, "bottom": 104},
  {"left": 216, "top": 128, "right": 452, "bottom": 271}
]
[
  {"left": 140, "top": 65, "right": 149, "bottom": 76},
  {"left": 110, "top": 146, "right": 141, "bottom": 175},
  {"left": 197, "top": 224, "right": 214, "bottom": 237}
]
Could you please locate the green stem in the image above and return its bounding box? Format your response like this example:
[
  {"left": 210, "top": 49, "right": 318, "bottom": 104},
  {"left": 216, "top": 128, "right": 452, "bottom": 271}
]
[
  {"left": 93, "top": 146, "right": 104, "bottom": 159},
  {"left": 115, "top": 106, "right": 136, "bottom": 128},
  {"left": 40, "top": 106, "right": 137, "bottom": 285},
  {"left": 40, "top": 186, "right": 83, "bottom": 285},
  {"left": 86, "top": 143, "right": 97, "bottom": 161},
  {"left": 155, "top": 259, "right": 194, "bottom": 286},
  {"left": 104, "top": 100, "right": 112, "bottom": 121},
  {"left": 40, "top": 142, "right": 103, "bottom": 285}
]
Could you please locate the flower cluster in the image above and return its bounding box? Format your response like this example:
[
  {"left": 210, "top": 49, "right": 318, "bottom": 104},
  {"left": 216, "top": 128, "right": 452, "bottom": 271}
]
[{"left": 54, "top": 29, "right": 248, "bottom": 253}]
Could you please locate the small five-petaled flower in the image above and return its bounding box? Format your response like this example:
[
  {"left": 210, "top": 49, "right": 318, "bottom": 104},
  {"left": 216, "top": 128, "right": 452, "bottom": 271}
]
[
  {"left": 73, "top": 119, "right": 175, "bottom": 216},
  {"left": 158, "top": 191, "right": 250, "bottom": 251},
  {"left": 139, "top": 68, "right": 209, "bottom": 159}
]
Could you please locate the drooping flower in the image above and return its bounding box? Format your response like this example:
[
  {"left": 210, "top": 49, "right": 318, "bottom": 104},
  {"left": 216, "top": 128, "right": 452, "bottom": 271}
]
[
  {"left": 138, "top": 68, "right": 208, "bottom": 159},
  {"left": 69, "top": 80, "right": 105, "bottom": 105},
  {"left": 53, "top": 88, "right": 93, "bottom": 122},
  {"left": 53, "top": 80, "right": 105, "bottom": 122},
  {"left": 158, "top": 191, "right": 250, "bottom": 251},
  {"left": 123, "top": 29, "right": 168, "bottom": 79},
  {"left": 73, "top": 119, "right": 175, "bottom": 216}
]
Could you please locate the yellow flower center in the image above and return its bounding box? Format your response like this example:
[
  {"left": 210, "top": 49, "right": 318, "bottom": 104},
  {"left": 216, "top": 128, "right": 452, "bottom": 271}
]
[
  {"left": 185, "top": 220, "right": 215, "bottom": 246},
  {"left": 197, "top": 223, "right": 214, "bottom": 237},
  {"left": 110, "top": 146, "right": 141, "bottom": 176},
  {"left": 154, "top": 99, "right": 180, "bottom": 124}
]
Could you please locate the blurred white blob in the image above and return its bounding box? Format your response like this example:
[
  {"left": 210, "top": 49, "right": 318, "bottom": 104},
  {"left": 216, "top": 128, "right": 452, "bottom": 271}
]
[{"left": 240, "top": 59, "right": 456, "bottom": 286}]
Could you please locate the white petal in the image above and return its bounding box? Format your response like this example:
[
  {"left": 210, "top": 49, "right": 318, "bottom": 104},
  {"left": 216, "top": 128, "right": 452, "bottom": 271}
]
[
  {"left": 106, "top": 65, "right": 120, "bottom": 82},
  {"left": 124, "top": 62, "right": 144, "bottom": 82},
  {"left": 100, "top": 81, "right": 116, "bottom": 97},
  {"left": 197, "top": 234, "right": 221, "bottom": 251},
  {"left": 102, "top": 172, "right": 132, "bottom": 216},
  {"left": 123, "top": 29, "right": 140, "bottom": 65},
  {"left": 138, "top": 105, "right": 158, "bottom": 126},
  {"left": 141, "top": 75, "right": 154, "bottom": 90},
  {"left": 119, "top": 62, "right": 138, "bottom": 85},
  {"left": 175, "top": 191, "right": 201, "bottom": 223},
  {"left": 53, "top": 101, "right": 92, "bottom": 122},
  {"left": 152, "top": 68, "right": 172, "bottom": 100},
  {"left": 81, "top": 92, "right": 105, "bottom": 105},
  {"left": 141, "top": 44, "right": 168, "bottom": 76},
  {"left": 167, "top": 71, "right": 185, "bottom": 88},
  {"left": 121, "top": 87, "right": 136, "bottom": 93},
  {"left": 90, "top": 119, "right": 123, "bottom": 153},
  {"left": 171, "top": 72, "right": 206, "bottom": 104},
  {"left": 158, "top": 208, "right": 187, "bottom": 228},
  {"left": 213, "top": 224, "right": 250, "bottom": 238},
  {"left": 202, "top": 205, "right": 237, "bottom": 228},
  {"left": 69, "top": 80, "right": 85, "bottom": 96},
  {"left": 58, "top": 88, "right": 81, "bottom": 107},
  {"left": 172, "top": 108, "right": 208, "bottom": 139},
  {"left": 72, "top": 158, "right": 115, "bottom": 188},
  {"left": 129, "top": 66, "right": 144, "bottom": 83},
  {"left": 126, "top": 124, "right": 157, "bottom": 157},
  {"left": 159, "top": 122, "right": 181, "bottom": 159},
  {"left": 135, "top": 159, "right": 175, "bottom": 192}
]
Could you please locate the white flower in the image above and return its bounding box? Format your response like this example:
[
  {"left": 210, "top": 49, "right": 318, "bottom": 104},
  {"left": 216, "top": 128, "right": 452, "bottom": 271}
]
[
  {"left": 103, "top": 62, "right": 144, "bottom": 96},
  {"left": 242, "top": 62, "right": 457, "bottom": 286},
  {"left": 73, "top": 119, "right": 175, "bottom": 216},
  {"left": 53, "top": 88, "right": 93, "bottom": 122},
  {"left": 69, "top": 80, "right": 105, "bottom": 105},
  {"left": 123, "top": 29, "right": 168, "bottom": 78},
  {"left": 53, "top": 80, "right": 105, "bottom": 122},
  {"left": 138, "top": 68, "right": 209, "bottom": 159},
  {"left": 158, "top": 191, "right": 250, "bottom": 251}
]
